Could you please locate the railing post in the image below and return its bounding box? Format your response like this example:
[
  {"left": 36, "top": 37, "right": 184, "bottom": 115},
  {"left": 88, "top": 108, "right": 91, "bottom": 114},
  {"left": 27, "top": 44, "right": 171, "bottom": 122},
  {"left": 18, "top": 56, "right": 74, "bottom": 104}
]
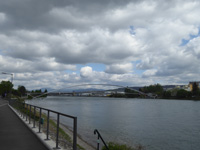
[
  {"left": 23, "top": 102, "right": 25, "bottom": 119},
  {"left": 29, "top": 105, "right": 31, "bottom": 124},
  {"left": 56, "top": 113, "right": 60, "bottom": 149},
  {"left": 39, "top": 108, "right": 42, "bottom": 133},
  {"left": 94, "top": 129, "right": 109, "bottom": 150},
  {"left": 17, "top": 101, "right": 20, "bottom": 115},
  {"left": 73, "top": 117, "right": 77, "bottom": 150},
  {"left": 45, "top": 110, "right": 50, "bottom": 140},
  {"left": 20, "top": 102, "right": 23, "bottom": 117},
  {"left": 26, "top": 104, "right": 28, "bottom": 121},
  {"left": 33, "top": 106, "right": 36, "bottom": 128},
  {"left": 97, "top": 135, "right": 100, "bottom": 150}
]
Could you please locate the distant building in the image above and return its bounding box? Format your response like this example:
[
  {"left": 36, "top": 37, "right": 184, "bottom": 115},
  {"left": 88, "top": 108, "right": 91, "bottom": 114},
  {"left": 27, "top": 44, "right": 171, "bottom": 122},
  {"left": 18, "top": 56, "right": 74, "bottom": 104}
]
[{"left": 188, "top": 81, "right": 200, "bottom": 91}]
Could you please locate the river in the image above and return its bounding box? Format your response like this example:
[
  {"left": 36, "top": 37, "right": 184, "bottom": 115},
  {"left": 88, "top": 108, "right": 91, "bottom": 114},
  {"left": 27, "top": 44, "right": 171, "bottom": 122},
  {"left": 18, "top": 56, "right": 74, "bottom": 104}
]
[{"left": 26, "top": 96, "right": 200, "bottom": 150}]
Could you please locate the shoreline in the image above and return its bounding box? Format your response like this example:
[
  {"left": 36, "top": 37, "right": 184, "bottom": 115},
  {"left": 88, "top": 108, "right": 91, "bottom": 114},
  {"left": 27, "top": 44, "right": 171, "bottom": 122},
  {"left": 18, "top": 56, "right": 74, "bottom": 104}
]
[
  {"left": 51, "top": 118, "right": 96, "bottom": 150},
  {"left": 47, "top": 95, "right": 200, "bottom": 101}
]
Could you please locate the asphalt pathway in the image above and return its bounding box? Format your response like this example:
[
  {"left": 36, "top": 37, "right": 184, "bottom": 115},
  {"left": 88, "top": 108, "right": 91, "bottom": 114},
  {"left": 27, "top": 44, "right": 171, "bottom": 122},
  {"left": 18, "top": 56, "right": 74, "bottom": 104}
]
[{"left": 0, "top": 99, "right": 48, "bottom": 150}]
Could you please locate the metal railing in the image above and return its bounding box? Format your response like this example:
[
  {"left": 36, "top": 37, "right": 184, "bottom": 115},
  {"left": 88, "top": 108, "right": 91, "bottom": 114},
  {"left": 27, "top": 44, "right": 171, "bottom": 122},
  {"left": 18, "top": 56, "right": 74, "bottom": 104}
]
[
  {"left": 9, "top": 99, "right": 77, "bottom": 150},
  {"left": 94, "top": 129, "right": 109, "bottom": 150}
]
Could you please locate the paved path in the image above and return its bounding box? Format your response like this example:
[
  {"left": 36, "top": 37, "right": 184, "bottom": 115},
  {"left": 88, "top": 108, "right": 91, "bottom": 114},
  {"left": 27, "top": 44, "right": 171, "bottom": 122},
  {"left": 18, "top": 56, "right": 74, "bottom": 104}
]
[{"left": 0, "top": 99, "right": 49, "bottom": 150}]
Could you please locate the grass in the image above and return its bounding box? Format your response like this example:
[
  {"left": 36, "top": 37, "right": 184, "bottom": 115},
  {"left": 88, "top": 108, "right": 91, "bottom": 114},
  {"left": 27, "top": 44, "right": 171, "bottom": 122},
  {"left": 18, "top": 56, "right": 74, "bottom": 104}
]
[
  {"left": 102, "top": 142, "right": 145, "bottom": 150},
  {"left": 48, "top": 119, "right": 72, "bottom": 142}
]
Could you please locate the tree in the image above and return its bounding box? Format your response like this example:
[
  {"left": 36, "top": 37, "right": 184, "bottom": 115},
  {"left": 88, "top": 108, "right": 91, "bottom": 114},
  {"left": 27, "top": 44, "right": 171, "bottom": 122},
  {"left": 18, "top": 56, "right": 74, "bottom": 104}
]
[
  {"left": 163, "top": 90, "right": 171, "bottom": 98},
  {"left": 43, "top": 89, "right": 48, "bottom": 97},
  {"left": 18, "top": 85, "right": 26, "bottom": 96},
  {"left": 192, "top": 82, "right": 200, "bottom": 96},
  {"left": 0, "top": 81, "right": 13, "bottom": 98},
  {"left": 176, "top": 89, "right": 188, "bottom": 98},
  {"left": 12, "top": 89, "right": 21, "bottom": 97},
  {"left": 141, "top": 84, "right": 163, "bottom": 96},
  {"left": 124, "top": 87, "right": 139, "bottom": 98}
]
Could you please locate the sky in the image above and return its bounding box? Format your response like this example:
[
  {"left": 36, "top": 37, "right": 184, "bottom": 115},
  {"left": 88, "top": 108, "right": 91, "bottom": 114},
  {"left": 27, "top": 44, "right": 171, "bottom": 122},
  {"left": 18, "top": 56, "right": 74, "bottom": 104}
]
[{"left": 0, "top": 0, "right": 200, "bottom": 90}]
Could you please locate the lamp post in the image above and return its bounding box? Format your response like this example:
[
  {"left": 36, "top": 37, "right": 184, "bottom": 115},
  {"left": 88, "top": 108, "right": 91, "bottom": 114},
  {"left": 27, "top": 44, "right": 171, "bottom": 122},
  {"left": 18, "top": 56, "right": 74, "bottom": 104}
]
[
  {"left": 2, "top": 72, "right": 13, "bottom": 83},
  {"left": 1, "top": 72, "right": 14, "bottom": 99}
]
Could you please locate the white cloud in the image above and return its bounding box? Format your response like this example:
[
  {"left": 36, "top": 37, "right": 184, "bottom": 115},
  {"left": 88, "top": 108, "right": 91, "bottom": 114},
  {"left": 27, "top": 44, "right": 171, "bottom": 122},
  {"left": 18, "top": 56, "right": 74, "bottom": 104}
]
[
  {"left": 1, "top": 0, "right": 200, "bottom": 89},
  {"left": 80, "top": 66, "right": 93, "bottom": 78},
  {"left": 142, "top": 69, "right": 157, "bottom": 77}
]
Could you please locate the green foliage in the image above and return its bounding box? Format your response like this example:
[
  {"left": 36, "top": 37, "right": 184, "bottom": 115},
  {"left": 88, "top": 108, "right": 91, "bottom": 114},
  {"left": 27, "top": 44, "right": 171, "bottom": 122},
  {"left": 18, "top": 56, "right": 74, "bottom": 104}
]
[
  {"left": 109, "top": 93, "right": 125, "bottom": 98},
  {"left": 12, "top": 89, "right": 21, "bottom": 97},
  {"left": 49, "top": 118, "right": 85, "bottom": 149},
  {"left": 0, "top": 81, "right": 13, "bottom": 97},
  {"left": 124, "top": 88, "right": 140, "bottom": 98},
  {"left": 102, "top": 142, "right": 144, "bottom": 150},
  {"left": 187, "top": 91, "right": 192, "bottom": 98},
  {"left": 28, "top": 89, "right": 47, "bottom": 98},
  {"left": 49, "top": 119, "right": 72, "bottom": 142},
  {"left": 141, "top": 84, "right": 163, "bottom": 96},
  {"left": 163, "top": 90, "right": 171, "bottom": 98},
  {"left": 18, "top": 85, "right": 27, "bottom": 96},
  {"left": 27, "top": 95, "right": 33, "bottom": 99},
  {"left": 192, "top": 82, "right": 200, "bottom": 96},
  {"left": 176, "top": 89, "right": 189, "bottom": 98}
]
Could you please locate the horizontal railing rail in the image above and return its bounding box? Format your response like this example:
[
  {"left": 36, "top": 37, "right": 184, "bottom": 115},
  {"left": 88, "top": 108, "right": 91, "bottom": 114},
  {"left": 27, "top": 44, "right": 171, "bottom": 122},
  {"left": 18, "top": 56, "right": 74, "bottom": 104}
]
[
  {"left": 94, "top": 129, "right": 109, "bottom": 150},
  {"left": 9, "top": 99, "right": 77, "bottom": 150}
]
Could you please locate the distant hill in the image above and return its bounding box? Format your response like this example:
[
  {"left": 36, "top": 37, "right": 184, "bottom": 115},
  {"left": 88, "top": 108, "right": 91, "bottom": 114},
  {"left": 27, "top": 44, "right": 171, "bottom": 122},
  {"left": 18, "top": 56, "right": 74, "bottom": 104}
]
[
  {"left": 33, "top": 85, "right": 186, "bottom": 94},
  {"left": 37, "top": 88, "right": 105, "bottom": 93}
]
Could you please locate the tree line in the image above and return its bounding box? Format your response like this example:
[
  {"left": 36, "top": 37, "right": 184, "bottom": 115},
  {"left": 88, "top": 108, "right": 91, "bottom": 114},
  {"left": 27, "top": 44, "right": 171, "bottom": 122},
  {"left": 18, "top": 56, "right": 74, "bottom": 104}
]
[
  {"left": 139, "top": 83, "right": 200, "bottom": 99},
  {"left": 0, "top": 80, "right": 47, "bottom": 99},
  {"left": 122, "top": 83, "right": 200, "bottom": 99}
]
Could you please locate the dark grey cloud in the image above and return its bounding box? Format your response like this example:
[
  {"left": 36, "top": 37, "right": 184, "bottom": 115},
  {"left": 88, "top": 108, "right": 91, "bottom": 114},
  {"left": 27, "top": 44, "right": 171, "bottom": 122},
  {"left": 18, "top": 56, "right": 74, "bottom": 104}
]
[
  {"left": 0, "top": 0, "right": 134, "bottom": 33},
  {"left": 105, "top": 63, "right": 133, "bottom": 74}
]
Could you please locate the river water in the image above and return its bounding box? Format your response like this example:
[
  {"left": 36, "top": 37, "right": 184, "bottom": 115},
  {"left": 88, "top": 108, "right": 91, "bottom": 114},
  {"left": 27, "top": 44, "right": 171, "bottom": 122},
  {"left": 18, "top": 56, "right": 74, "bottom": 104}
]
[{"left": 26, "top": 96, "right": 200, "bottom": 150}]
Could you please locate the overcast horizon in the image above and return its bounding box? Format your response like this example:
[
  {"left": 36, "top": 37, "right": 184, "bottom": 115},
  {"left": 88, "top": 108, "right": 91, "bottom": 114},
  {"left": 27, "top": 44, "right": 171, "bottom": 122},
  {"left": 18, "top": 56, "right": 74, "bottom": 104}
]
[{"left": 0, "top": 0, "right": 200, "bottom": 90}]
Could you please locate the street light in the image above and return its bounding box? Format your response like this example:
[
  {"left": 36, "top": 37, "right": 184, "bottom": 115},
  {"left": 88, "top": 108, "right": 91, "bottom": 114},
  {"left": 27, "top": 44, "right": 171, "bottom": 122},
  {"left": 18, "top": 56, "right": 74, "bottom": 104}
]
[{"left": 2, "top": 72, "right": 14, "bottom": 83}]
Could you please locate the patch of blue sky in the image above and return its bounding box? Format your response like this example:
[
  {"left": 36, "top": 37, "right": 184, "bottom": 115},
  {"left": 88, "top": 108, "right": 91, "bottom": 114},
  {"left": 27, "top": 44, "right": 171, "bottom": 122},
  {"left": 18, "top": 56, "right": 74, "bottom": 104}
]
[
  {"left": 180, "top": 28, "right": 200, "bottom": 46},
  {"left": 86, "top": 63, "right": 106, "bottom": 71},
  {"left": 129, "top": 25, "right": 135, "bottom": 35},
  {"left": 64, "top": 70, "right": 77, "bottom": 74},
  {"left": 134, "top": 69, "right": 145, "bottom": 75},
  {"left": 132, "top": 60, "right": 145, "bottom": 75}
]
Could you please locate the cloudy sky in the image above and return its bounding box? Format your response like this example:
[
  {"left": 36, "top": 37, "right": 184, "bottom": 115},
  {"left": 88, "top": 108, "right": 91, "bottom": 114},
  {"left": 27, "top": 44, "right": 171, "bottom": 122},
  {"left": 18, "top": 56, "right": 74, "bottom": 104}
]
[{"left": 0, "top": 0, "right": 200, "bottom": 90}]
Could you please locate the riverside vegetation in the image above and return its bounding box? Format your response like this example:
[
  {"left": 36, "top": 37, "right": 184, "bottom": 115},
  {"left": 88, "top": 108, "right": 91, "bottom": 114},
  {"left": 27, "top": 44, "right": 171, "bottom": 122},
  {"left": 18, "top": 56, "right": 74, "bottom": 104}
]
[
  {"left": 110, "top": 83, "right": 200, "bottom": 100},
  {"left": 102, "top": 142, "right": 144, "bottom": 150},
  {"left": 2, "top": 80, "right": 199, "bottom": 100},
  {"left": 0, "top": 80, "right": 47, "bottom": 99}
]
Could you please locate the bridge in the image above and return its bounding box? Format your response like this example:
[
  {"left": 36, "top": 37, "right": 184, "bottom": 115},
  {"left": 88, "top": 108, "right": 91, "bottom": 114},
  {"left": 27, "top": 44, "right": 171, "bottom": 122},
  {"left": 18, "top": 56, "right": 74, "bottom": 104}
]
[{"left": 28, "top": 84, "right": 155, "bottom": 99}]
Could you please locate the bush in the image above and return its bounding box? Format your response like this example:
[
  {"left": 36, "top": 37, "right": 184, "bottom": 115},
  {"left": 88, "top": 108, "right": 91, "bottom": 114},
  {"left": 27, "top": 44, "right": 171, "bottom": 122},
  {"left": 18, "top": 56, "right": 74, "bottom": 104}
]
[{"left": 102, "top": 142, "right": 144, "bottom": 150}]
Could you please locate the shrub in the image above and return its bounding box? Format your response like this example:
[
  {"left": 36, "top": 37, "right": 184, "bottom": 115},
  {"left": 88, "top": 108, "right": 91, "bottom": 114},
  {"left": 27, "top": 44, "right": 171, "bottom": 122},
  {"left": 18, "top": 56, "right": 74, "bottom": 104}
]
[{"left": 102, "top": 142, "right": 144, "bottom": 150}]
